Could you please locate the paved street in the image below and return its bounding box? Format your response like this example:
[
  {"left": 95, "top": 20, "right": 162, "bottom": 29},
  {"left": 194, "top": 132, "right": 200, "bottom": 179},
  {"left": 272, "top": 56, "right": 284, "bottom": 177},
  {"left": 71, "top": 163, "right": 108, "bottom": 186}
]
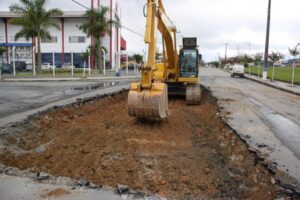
[
  {"left": 0, "top": 80, "right": 132, "bottom": 119},
  {"left": 199, "top": 67, "right": 300, "bottom": 190}
]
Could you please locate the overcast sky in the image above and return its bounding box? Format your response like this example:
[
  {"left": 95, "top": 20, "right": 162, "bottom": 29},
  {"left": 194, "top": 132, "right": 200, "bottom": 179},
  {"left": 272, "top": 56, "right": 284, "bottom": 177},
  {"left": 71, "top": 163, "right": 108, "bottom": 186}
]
[{"left": 1, "top": 0, "right": 299, "bottom": 61}]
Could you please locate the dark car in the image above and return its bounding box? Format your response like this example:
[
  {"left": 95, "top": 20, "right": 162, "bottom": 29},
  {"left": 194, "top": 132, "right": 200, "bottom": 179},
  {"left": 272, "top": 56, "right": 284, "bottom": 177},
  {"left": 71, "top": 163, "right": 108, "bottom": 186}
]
[
  {"left": 11, "top": 61, "right": 27, "bottom": 71},
  {"left": 1, "top": 63, "right": 13, "bottom": 74}
]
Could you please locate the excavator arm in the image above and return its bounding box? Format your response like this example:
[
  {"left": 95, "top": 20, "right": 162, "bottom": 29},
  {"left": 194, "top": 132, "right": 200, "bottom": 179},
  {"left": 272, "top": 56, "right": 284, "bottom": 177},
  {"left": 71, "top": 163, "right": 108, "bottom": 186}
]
[
  {"left": 128, "top": 0, "right": 176, "bottom": 119},
  {"left": 142, "top": 0, "right": 178, "bottom": 87}
]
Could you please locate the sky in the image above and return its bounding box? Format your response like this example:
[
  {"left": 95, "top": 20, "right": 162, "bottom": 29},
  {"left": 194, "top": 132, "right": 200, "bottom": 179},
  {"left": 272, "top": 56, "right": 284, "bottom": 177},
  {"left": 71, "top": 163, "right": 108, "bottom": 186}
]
[{"left": 1, "top": 0, "right": 299, "bottom": 61}]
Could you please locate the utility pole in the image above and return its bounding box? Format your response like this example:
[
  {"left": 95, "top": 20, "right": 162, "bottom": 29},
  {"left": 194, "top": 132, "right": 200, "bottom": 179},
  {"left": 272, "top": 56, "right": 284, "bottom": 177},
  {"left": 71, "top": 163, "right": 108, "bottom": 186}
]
[
  {"left": 248, "top": 43, "right": 251, "bottom": 55},
  {"left": 263, "top": 0, "right": 272, "bottom": 80},
  {"left": 224, "top": 43, "right": 229, "bottom": 63}
]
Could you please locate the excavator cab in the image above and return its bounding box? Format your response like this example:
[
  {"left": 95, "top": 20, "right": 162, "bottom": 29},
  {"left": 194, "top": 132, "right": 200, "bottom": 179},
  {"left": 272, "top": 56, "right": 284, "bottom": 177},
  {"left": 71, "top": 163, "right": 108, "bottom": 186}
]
[
  {"left": 179, "top": 38, "right": 199, "bottom": 78},
  {"left": 179, "top": 49, "right": 199, "bottom": 78}
]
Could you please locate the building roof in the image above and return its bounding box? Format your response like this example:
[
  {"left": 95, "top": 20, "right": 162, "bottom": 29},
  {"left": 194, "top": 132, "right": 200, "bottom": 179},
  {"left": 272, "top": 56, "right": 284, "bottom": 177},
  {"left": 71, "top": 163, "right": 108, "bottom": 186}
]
[{"left": 0, "top": 11, "right": 86, "bottom": 18}]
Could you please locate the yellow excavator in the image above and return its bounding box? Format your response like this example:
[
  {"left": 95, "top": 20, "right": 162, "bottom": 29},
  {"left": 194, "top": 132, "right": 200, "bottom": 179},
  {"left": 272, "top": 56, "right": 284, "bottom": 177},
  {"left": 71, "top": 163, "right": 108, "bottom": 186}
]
[{"left": 128, "top": 0, "right": 201, "bottom": 119}]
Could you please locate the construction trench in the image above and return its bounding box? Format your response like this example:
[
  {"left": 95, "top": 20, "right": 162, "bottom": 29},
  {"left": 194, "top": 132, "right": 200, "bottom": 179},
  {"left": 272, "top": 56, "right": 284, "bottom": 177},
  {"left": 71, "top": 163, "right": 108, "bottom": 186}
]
[{"left": 0, "top": 88, "right": 297, "bottom": 199}]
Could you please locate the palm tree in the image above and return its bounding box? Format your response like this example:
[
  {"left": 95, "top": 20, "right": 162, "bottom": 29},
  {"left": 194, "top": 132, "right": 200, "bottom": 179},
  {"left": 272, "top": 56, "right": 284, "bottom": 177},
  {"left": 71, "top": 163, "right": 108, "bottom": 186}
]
[
  {"left": 79, "top": 7, "right": 118, "bottom": 73},
  {"left": 0, "top": 47, "right": 5, "bottom": 75},
  {"left": 9, "top": 0, "right": 63, "bottom": 72},
  {"left": 288, "top": 44, "right": 300, "bottom": 86},
  {"left": 0, "top": 47, "right": 5, "bottom": 60}
]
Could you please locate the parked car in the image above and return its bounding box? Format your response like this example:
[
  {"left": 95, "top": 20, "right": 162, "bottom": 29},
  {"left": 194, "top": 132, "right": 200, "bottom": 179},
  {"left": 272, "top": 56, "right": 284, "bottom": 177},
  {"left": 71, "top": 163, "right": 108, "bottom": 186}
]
[
  {"left": 1, "top": 63, "right": 13, "bottom": 74},
  {"left": 26, "top": 63, "right": 33, "bottom": 71},
  {"left": 231, "top": 64, "right": 244, "bottom": 78},
  {"left": 224, "top": 64, "right": 233, "bottom": 70},
  {"left": 41, "top": 63, "right": 55, "bottom": 70},
  {"left": 10, "top": 61, "right": 27, "bottom": 71},
  {"left": 62, "top": 63, "right": 73, "bottom": 69}
]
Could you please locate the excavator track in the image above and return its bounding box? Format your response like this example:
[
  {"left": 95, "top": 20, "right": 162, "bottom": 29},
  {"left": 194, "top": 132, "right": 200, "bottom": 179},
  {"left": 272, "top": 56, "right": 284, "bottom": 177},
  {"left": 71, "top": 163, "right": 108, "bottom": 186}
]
[{"left": 128, "top": 82, "right": 169, "bottom": 119}]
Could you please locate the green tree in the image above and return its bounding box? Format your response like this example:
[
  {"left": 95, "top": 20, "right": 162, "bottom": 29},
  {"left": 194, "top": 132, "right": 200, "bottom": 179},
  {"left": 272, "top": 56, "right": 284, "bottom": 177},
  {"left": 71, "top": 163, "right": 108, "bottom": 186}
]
[
  {"left": 243, "top": 54, "right": 253, "bottom": 67},
  {"left": 269, "top": 51, "right": 284, "bottom": 81},
  {"left": 289, "top": 44, "right": 300, "bottom": 85},
  {"left": 254, "top": 53, "right": 263, "bottom": 78},
  {"left": 0, "top": 47, "right": 5, "bottom": 58},
  {"left": 0, "top": 47, "right": 5, "bottom": 55},
  {"left": 133, "top": 54, "right": 143, "bottom": 64},
  {"left": 80, "top": 7, "right": 117, "bottom": 73},
  {"left": 254, "top": 53, "right": 263, "bottom": 66},
  {"left": 9, "top": 0, "right": 62, "bottom": 72},
  {"left": 268, "top": 51, "right": 284, "bottom": 64},
  {"left": 0, "top": 47, "right": 5, "bottom": 70}
]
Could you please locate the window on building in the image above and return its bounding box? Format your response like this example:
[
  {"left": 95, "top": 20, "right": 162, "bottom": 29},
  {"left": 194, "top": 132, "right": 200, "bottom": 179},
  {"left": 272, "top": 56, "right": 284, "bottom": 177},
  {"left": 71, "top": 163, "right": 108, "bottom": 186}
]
[
  {"left": 41, "top": 36, "right": 58, "bottom": 43},
  {"left": 69, "top": 36, "right": 86, "bottom": 43},
  {"left": 0, "top": 36, "right": 4, "bottom": 42}
]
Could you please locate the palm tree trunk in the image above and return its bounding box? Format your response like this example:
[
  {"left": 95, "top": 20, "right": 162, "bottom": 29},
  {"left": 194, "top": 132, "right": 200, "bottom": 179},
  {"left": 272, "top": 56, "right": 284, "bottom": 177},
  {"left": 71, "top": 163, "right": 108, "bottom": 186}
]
[
  {"left": 37, "top": 32, "right": 42, "bottom": 73},
  {"left": 98, "top": 37, "right": 103, "bottom": 73},
  {"left": 292, "top": 58, "right": 295, "bottom": 86}
]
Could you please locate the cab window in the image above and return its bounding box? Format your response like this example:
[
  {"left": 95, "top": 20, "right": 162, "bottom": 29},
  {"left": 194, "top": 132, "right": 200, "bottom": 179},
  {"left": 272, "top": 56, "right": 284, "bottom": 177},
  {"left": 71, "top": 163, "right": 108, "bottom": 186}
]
[{"left": 180, "top": 50, "right": 198, "bottom": 78}]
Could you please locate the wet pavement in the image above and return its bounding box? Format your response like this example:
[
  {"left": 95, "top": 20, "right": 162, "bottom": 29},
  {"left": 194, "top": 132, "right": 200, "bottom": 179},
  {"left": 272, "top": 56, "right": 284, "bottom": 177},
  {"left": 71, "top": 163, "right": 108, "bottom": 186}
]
[
  {"left": 199, "top": 67, "right": 300, "bottom": 192},
  {"left": 0, "top": 80, "right": 130, "bottom": 119}
]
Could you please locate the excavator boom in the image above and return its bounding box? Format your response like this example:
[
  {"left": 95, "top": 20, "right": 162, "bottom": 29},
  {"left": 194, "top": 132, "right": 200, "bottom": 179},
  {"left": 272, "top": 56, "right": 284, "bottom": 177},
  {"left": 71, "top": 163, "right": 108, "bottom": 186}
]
[{"left": 128, "top": 0, "right": 201, "bottom": 119}]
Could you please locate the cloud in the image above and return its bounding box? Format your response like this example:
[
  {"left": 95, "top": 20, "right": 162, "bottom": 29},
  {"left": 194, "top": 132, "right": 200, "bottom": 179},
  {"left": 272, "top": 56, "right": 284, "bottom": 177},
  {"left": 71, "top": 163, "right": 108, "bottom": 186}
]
[{"left": 1, "top": 0, "right": 299, "bottom": 61}]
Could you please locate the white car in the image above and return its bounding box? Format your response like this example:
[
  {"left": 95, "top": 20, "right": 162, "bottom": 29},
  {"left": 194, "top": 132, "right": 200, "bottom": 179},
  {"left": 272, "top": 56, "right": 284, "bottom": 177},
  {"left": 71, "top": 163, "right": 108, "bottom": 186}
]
[
  {"left": 41, "top": 63, "right": 55, "bottom": 70},
  {"left": 231, "top": 64, "right": 244, "bottom": 78},
  {"left": 62, "top": 63, "right": 73, "bottom": 69},
  {"left": 224, "top": 64, "right": 233, "bottom": 70}
]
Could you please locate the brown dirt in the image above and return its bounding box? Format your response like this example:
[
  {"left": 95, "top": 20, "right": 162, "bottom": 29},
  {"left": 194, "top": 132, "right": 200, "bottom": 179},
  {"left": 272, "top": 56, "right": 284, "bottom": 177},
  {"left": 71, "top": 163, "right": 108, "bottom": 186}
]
[
  {"left": 40, "top": 188, "right": 70, "bottom": 198},
  {"left": 0, "top": 91, "right": 286, "bottom": 199}
]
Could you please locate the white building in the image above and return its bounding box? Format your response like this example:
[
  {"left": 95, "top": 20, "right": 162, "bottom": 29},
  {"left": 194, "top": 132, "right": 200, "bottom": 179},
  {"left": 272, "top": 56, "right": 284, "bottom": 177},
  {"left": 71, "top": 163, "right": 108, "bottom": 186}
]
[{"left": 0, "top": 0, "right": 126, "bottom": 69}]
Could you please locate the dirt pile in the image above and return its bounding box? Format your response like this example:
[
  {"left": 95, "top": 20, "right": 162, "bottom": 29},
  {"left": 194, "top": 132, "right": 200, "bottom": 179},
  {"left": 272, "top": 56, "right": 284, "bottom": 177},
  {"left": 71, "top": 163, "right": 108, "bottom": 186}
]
[{"left": 0, "top": 92, "right": 288, "bottom": 199}]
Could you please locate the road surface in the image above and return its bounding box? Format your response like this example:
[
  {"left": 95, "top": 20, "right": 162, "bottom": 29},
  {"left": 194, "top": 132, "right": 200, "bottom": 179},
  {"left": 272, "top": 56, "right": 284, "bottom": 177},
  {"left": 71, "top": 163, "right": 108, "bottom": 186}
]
[
  {"left": 0, "top": 80, "right": 131, "bottom": 119},
  {"left": 199, "top": 67, "right": 300, "bottom": 191}
]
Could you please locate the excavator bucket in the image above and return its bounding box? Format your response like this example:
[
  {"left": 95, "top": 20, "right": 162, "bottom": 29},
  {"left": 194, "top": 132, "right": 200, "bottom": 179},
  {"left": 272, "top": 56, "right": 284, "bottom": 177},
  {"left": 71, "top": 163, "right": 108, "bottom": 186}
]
[{"left": 128, "top": 82, "right": 169, "bottom": 119}]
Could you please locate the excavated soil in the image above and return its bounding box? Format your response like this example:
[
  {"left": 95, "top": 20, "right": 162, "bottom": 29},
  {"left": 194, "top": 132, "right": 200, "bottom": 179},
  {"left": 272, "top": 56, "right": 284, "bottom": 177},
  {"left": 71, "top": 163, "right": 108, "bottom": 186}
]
[{"left": 0, "top": 91, "right": 288, "bottom": 199}]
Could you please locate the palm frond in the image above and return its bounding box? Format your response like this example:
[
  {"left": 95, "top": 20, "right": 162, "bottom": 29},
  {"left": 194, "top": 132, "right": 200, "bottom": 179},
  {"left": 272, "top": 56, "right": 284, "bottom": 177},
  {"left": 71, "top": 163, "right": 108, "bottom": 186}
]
[{"left": 9, "top": 4, "right": 27, "bottom": 14}]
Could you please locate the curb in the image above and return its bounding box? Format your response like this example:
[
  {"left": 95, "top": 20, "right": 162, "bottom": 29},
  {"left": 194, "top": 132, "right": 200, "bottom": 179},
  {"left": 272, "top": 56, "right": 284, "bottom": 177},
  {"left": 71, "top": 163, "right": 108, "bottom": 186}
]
[
  {"left": 243, "top": 75, "right": 300, "bottom": 96},
  {"left": 0, "top": 76, "right": 140, "bottom": 82}
]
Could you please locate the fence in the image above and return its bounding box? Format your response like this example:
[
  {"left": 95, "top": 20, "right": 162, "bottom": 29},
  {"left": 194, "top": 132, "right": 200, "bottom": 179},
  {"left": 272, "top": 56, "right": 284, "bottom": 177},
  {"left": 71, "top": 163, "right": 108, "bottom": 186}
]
[
  {"left": 0, "top": 47, "right": 140, "bottom": 79},
  {"left": 246, "top": 66, "right": 300, "bottom": 86}
]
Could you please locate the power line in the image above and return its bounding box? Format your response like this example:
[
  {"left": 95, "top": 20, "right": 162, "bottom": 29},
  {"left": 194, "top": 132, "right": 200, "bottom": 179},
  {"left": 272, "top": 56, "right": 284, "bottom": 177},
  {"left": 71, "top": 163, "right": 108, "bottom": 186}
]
[
  {"left": 122, "top": 16, "right": 145, "bottom": 31},
  {"left": 70, "top": 0, "right": 144, "bottom": 38},
  {"left": 71, "top": 0, "right": 89, "bottom": 9},
  {"left": 122, "top": 26, "right": 144, "bottom": 37}
]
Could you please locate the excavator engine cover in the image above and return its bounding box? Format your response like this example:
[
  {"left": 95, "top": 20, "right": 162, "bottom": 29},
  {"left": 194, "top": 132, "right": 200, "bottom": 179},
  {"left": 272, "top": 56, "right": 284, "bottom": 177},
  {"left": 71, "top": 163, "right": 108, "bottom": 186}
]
[{"left": 128, "top": 82, "right": 169, "bottom": 119}]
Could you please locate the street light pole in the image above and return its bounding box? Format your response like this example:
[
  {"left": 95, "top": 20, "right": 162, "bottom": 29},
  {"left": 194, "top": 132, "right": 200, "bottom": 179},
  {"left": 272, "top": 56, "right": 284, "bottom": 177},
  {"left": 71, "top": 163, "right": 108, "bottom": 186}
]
[
  {"left": 224, "top": 43, "right": 229, "bottom": 63},
  {"left": 263, "top": 0, "right": 272, "bottom": 80}
]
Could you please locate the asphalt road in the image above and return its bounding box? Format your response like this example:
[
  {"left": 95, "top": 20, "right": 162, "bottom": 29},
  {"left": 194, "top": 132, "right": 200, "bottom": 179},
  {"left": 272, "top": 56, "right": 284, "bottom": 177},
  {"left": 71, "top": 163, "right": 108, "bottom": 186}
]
[
  {"left": 199, "top": 68, "right": 300, "bottom": 190},
  {"left": 0, "top": 80, "right": 130, "bottom": 119}
]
